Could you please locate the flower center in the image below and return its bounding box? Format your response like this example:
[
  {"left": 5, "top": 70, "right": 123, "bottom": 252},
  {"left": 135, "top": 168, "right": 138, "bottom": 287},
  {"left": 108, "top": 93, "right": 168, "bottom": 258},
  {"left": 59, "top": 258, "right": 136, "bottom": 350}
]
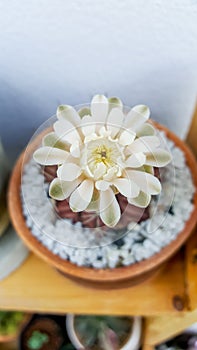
[
  {"left": 91, "top": 145, "right": 113, "bottom": 167},
  {"left": 82, "top": 137, "right": 123, "bottom": 179}
]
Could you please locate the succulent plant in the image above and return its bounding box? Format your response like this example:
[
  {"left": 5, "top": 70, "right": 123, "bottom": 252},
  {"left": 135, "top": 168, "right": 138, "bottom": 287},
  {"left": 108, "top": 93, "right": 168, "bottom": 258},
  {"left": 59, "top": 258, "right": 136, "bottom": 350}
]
[
  {"left": 34, "top": 94, "right": 171, "bottom": 228},
  {"left": 27, "top": 330, "right": 49, "bottom": 350},
  {"left": 75, "top": 315, "right": 131, "bottom": 350},
  {"left": 0, "top": 311, "right": 24, "bottom": 335}
]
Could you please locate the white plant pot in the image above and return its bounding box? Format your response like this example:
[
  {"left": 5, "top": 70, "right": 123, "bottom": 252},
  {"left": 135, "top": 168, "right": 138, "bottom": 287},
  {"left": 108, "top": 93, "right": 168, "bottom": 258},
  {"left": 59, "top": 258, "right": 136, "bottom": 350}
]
[
  {"left": 0, "top": 226, "right": 29, "bottom": 281},
  {"left": 66, "top": 314, "right": 142, "bottom": 350}
]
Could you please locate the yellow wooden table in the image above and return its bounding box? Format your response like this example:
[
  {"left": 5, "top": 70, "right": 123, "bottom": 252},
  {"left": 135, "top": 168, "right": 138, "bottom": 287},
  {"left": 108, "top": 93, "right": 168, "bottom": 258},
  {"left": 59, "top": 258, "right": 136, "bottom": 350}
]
[
  {"left": 0, "top": 252, "right": 186, "bottom": 316},
  {"left": 0, "top": 249, "right": 189, "bottom": 350},
  {"left": 0, "top": 244, "right": 196, "bottom": 350}
]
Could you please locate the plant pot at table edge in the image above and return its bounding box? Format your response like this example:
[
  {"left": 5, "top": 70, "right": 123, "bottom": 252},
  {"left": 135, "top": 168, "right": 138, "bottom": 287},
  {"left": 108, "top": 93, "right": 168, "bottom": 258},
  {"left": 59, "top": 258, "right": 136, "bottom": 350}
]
[
  {"left": 8, "top": 121, "right": 197, "bottom": 286},
  {"left": 0, "top": 314, "right": 32, "bottom": 343},
  {"left": 18, "top": 315, "right": 64, "bottom": 350},
  {"left": 66, "top": 314, "right": 142, "bottom": 350}
]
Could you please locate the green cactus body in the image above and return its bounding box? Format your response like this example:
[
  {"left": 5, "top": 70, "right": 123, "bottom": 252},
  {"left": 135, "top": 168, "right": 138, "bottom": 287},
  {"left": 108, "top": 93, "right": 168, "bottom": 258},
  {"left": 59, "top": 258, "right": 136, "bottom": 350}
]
[{"left": 27, "top": 330, "right": 49, "bottom": 350}]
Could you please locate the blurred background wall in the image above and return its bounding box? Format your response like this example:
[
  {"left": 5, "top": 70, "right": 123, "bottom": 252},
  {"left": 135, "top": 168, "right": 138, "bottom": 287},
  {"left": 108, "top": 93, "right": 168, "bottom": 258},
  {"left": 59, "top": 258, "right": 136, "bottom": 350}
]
[{"left": 0, "top": 0, "right": 196, "bottom": 162}]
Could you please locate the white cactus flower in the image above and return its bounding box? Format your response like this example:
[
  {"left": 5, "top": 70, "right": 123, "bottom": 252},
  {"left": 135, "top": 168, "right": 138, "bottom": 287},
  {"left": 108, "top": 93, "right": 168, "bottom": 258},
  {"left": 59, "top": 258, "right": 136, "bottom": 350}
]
[{"left": 33, "top": 95, "right": 172, "bottom": 227}]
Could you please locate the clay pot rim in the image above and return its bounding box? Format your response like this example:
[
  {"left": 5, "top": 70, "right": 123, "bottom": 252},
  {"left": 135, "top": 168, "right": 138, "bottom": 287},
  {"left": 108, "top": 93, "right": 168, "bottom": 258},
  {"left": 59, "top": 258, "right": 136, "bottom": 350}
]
[
  {"left": 66, "top": 314, "right": 142, "bottom": 350},
  {"left": 8, "top": 121, "right": 197, "bottom": 283}
]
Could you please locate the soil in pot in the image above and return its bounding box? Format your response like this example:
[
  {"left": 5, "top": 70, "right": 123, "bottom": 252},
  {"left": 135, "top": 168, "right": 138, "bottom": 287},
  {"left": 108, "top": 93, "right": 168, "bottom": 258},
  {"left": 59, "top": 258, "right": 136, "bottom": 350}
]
[
  {"left": 20, "top": 317, "right": 64, "bottom": 350},
  {"left": 74, "top": 315, "right": 132, "bottom": 350}
]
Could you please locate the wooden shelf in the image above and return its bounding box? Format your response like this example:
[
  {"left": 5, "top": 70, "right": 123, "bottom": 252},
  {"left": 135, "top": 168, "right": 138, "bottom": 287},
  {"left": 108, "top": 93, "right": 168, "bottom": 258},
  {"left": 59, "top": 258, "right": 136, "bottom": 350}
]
[
  {"left": 0, "top": 251, "right": 186, "bottom": 316},
  {"left": 186, "top": 230, "right": 197, "bottom": 310},
  {"left": 144, "top": 309, "right": 197, "bottom": 348}
]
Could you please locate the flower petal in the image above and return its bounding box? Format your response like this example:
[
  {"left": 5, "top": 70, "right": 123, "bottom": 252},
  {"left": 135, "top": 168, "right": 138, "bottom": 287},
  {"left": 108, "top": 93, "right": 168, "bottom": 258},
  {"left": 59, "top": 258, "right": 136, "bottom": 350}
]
[
  {"left": 94, "top": 162, "right": 107, "bottom": 180},
  {"left": 145, "top": 149, "right": 172, "bottom": 167},
  {"left": 49, "top": 178, "right": 79, "bottom": 200},
  {"left": 42, "top": 132, "right": 68, "bottom": 150},
  {"left": 81, "top": 115, "right": 96, "bottom": 136},
  {"left": 57, "top": 105, "right": 81, "bottom": 126},
  {"left": 99, "top": 188, "right": 121, "bottom": 227},
  {"left": 119, "top": 129, "right": 136, "bottom": 146},
  {"left": 126, "top": 152, "right": 146, "bottom": 168},
  {"left": 128, "top": 191, "right": 151, "bottom": 208},
  {"left": 69, "top": 179, "right": 94, "bottom": 212},
  {"left": 127, "top": 136, "right": 160, "bottom": 153},
  {"left": 54, "top": 119, "right": 81, "bottom": 144},
  {"left": 57, "top": 163, "right": 82, "bottom": 181},
  {"left": 107, "top": 108, "right": 124, "bottom": 138},
  {"left": 124, "top": 105, "right": 150, "bottom": 131},
  {"left": 136, "top": 123, "right": 156, "bottom": 137},
  {"left": 108, "top": 97, "right": 123, "bottom": 113},
  {"left": 127, "top": 170, "right": 161, "bottom": 195},
  {"left": 70, "top": 140, "right": 81, "bottom": 158},
  {"left": 112, "top": 178, "right": 139, "bottom": 198},
  {"left": 98, "top": 126, "right": 111, "bottom": 138},
  {"left": 33, "top": 147, "right": 69, "bottom": 165},
  {"left": 86, "top": 190, "right": 100, "bottom": 212},
  {"left": 103, "top": 167, "right": 119, "bottom": 181},
  {"left": 107, "top": 107, "right": 123, "bottom": 124},
  {"left": 95, "top": 180, "right": 111, "bottom": 191},
  {"left": 91, "top": 94, "right": 109, "bottom": 124},
  {"left": 135, "top": 165, "right": 154, "bottom": 174},
  {"left": 78, "top": 107, "right": 91, "bottom": 118},
  {"left": 84, "top": 133, "right": 98, "bottom": 143}
]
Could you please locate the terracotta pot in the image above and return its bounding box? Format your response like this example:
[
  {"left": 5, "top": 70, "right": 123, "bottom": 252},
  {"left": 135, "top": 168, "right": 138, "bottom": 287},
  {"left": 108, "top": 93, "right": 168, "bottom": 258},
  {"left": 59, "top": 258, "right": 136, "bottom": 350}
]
[
  {"left": 66, "top": 314, "right": 142, "bottom": 350},
  {"left": 8, "top": 122, "right": 197, "bottom": 286},
  {"left": 19, "top": 316, "right": 64, "bottom": 350},
  {"left": 0, "top": 314, "right": 32, "bottom": 343}
]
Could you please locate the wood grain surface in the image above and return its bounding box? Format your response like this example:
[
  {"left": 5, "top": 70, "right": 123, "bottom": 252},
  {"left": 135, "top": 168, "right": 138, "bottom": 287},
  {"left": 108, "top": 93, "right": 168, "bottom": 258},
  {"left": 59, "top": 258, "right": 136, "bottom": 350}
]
[{"left": 0, "top": 251, "right": 186, "bottom": 315}]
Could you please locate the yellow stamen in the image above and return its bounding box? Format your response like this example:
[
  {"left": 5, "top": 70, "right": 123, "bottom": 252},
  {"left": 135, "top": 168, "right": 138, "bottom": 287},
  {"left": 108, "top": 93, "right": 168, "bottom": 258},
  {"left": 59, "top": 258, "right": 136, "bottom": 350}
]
[{"left": 91, "top": 145, "right": 114, "bottom": 167}]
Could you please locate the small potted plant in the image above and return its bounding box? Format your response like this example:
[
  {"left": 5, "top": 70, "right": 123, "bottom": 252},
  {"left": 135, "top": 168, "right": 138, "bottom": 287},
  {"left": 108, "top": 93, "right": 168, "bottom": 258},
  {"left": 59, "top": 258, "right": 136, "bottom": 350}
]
[
  {"left": 8, "top": 94, "right": 197, "bottom": 285},
  {"left": 66, "top": 314, "right": 141, "bottom": 350},
  {"left": 25, "top": 330, "right": 50, "bottom": 349},
  {"left": 19, "top": 316, "right": 64, "bottom": 350},
  {"left": 0, "top": 311, "right": 31, "bottom": 343}
]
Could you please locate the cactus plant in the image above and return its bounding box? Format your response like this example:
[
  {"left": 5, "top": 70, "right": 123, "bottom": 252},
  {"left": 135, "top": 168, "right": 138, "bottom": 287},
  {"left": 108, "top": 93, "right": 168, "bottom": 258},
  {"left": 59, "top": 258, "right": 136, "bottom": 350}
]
[{"left": 27, "top": 330, "right": 49, "bottom": 350}]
